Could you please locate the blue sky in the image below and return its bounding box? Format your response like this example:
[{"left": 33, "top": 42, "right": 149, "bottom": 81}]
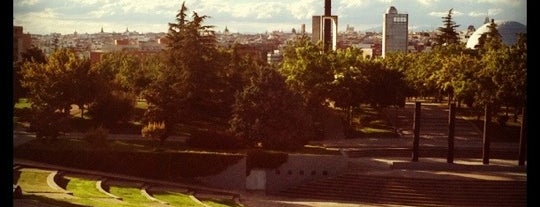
[{"left": 13, "top": 0, "right": 527, "bottom": 35}]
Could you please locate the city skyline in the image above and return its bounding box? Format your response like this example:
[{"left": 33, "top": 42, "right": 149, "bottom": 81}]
[{"left": 14, "top": 0, "right": 527, "bottom": 35}]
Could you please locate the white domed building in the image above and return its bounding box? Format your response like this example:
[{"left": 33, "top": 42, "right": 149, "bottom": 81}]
[{"left": 466, "top": 20, "right": 526, "bottom": 49}]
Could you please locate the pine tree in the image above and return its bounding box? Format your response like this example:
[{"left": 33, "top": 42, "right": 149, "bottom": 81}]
[
  {"left": 435, "top": 8, "right": 460, "bottom": 46},
  {"left": 143, "top": 1, "right": 222, "bottom": 126}
]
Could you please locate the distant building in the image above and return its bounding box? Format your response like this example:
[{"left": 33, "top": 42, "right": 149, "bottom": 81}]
[
  {"left": 466, "top": 20, "right": 526, "bottom": 49},
  {"left": 312, "top": 0, "right": 338, "bottom": 51},
  {"left": 13, "top": 26, "right": 32, "bottom": 62},
  {"left": 382, "top": 6, "right": 408, "bottom": 57},
  {"left": 267, "top": 50, "right": 283, "bottom": 65}
]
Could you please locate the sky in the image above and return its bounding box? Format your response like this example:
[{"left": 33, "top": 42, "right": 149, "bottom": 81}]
[{"left": 13, "top": 0, "right": 527, "bottom": 35}]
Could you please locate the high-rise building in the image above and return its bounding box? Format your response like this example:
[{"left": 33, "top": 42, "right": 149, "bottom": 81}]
[
  {"left": 382, "top": 6, "right": 408, "bottom": 57},
  {"left": 312, "top": 0, "right": 338, "bottom": 52}
]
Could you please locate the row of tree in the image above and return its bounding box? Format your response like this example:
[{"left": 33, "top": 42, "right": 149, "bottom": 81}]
[
  {"left": 14, "top": 4, "right": 526, "bottom": 150},
  {"left": 384, "top": 10, "right": 526, "bottom": 118}
]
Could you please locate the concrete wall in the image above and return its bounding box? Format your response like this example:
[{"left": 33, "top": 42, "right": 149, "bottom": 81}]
[
  {"left": 194, "top": 154, "right": 348, "bottom": 192},
  {"left": 195, "top": 157, "right": 246, "bottom": 190},
  {"left": 246, "top": 169, "right": 266, "bottom": 190},
  {"left": 264, "top": 154, "right": 348, "bottom": 193}
]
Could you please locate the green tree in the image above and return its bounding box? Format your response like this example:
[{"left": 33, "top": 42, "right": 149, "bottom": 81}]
[
  {"left": 229, "top": 66, "right": 313, "bottom": 150},
  {"left": 13, "top": 46, "right": 47, "bottom": 105},
  {"left": 434, "top": 8, "right": 460, "bottom": 46},
  {"left": 279, "top": 35, "right": 335, "bottom": 129},
  {"left": 362, "top": 60, "right": 409, "bottom": 108},
  {"left": 21, "top": 49, "right": 93, "bottom": 138},
  {"left": 219, "top": 44, "right": 261, "bottom": 114},
  {"left": 384, "top": 51, "right": 441, "bottom": 99},
  {"left": 473, "top": 20, "right": 525, "bottom": 121},
  {"left": 144, "top": 1, "right": 223, "bottom": 129},
  {"left": 476, "top": 36, "right": 526, "bottom": 117},
  {"left": 330, "top": 47, "right": 366, "bottom": 125},
  {"left": 88, "top": 91, "right": 136, "bottom": 127},
  {"left": 88, "top": 52, "right": 141, "bottom": 126}
]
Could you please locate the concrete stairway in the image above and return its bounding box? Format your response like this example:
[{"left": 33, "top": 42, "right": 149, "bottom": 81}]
[
  {"left": 345, "top": 146, "right": 521, "bottom": 160},
  {"left": 278, "top": 172, "right": 526, "bottom": 206}
]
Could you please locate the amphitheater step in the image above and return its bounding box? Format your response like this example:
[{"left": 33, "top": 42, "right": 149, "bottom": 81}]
[{"left": 278, "top": 174, "right": 526, "bottom": 206}]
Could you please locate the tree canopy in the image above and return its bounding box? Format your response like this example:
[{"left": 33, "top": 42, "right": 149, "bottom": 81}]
[{"left": 229, "top": 66, "right": 313, "bottom": 150}]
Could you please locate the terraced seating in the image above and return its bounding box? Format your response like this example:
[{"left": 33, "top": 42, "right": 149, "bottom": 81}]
[
  {"left": 14, "top": 165, "right": 243, "bottom": 207},
  {"left": 141, "top": 185, "right": 170, "bottom": 205},
  {"left": 16, "top": 168, "right": 71, "bottom": 194},
  {"left": 279, "top": 172, "right": 526, "bottom": 206},
  {"left": 103, "top": 179, "right": 170, "bottom": 206}
]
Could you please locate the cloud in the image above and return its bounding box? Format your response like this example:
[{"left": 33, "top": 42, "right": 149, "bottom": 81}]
[
  {"left": 477, "top": 0, "right": 521, "bottom": 5},
  {"left": 468, "top": 8, "right": 502, "bottom": 17},
  {"left": 487, "top": 8, "right": 503, "bottom": 15},
  {"left": 17, "top": 0, "right": 40, "bottom": 6},
  {"left": 429, "top": 9, "right": 463, "bottom": 17},
  {"left": 416, "top": 0, "right": 440, "bottom": 5},
  {"left": 253, "top": 2, "right": 284, "bottom": 19},
  {"left": 288, "top": 0, "right": 317, "bottom": 19},
  {"left": 468, "top": 11, "right": 487, "bottom": 17},
  {"left": 88, "top": 9, "right": 116, "bottom": 19},
  {"left": 339, "top": 0, "right": 370, "bottom": 8},
  {"left": 13, "top": 0, "right": 527, "bottom": 35},
  {"left": 28, "top": 8, "right": 59, "bottom": 19}
]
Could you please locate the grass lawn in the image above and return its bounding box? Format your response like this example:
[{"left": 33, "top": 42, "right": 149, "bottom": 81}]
[
  {"left": 108, "top": 186, "right": 160, "bottom": 206},
  {"left": 14, "top": 98, "right": 32, "bottom": 109},
  {"left": 15, "top": 168, "right": 241, "bottom": 207},
  {"left": 64, "top": 176, "right": 109, "bottom": 199},
  {"left": 16, "top": 170, "right": 57, "bottom": 193},
  {"left": 456, "top": 107, "right": 522, "bottom": 143},
  {"left": 341, "top": 104, "right": 399, "bottom": 139},
  {"left": 153, "top": 191, "right": 206, "bottom": 207}
]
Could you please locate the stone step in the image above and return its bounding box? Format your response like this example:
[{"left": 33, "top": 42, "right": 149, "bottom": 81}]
[
  {"left": 345, "top": 148, "right": 520, "bottom": 159},
  {"left": 279, "top": 173, "right": 526, "bottom": 206}
]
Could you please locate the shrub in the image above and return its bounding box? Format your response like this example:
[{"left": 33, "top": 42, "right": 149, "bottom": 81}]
[
  {"left": 30, "top": 110, "right": 67, "bottom": 140},
  {"left": 83, "top": 126, "right": 109, "bottom": 147},
  {"left": 141, "top": 121, "right": 167, "bottom": 142}
]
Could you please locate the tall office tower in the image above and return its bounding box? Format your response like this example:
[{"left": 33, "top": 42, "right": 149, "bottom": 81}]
[
  {"left": 382, "top": 6, "right": 408, "bottom": 57},
  {"left": 312, "top": 0, "right": 338, "bottom": 52}
]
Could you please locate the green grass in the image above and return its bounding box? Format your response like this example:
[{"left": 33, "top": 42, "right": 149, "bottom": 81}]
[
  {"left": 343, "top": 105, "right": 399, "bottom": 139},
  {"left": 153, "top": 191, "right": 206, "bottom": 207},
  {"left": 16, "top": 170, "right": 58, "bottom": 193},
  {"left": 135, "top": 99, "right": 149, "bottom": 109},
  {"left": 108, "top": 186, "right": 163, "bottom": 207},
  {"left": 455, "top": 106, "right": 522, "bottom": 143},
  {"left": 16, "top": 170, "right": 241, "bottom": 207},
  {"left": 65, "top": 176, "right": 109, "bottom": 198},
  {"left": 359, "top": 127, "right": 394, "bottom": 134},
  {"left": 14, "top": 98, "right": 32, "bottom": 109}
]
